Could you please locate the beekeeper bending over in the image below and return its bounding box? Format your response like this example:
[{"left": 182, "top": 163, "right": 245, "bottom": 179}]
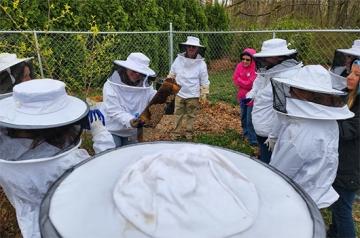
[
  {"left": 269, "top": 65, "right": 354, "bottom": 208},
  {"left": 0, "top": 79, "right": 115, "bottom": 238},
  {"left": 102, "top": 52, "right": 157, "bottom": 147},
  {"left": 246, "top": 38, "right": 303, "bottom": 164}
]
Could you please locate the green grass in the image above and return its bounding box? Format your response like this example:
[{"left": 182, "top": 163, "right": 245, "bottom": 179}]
[
  {"left": 193, "top": 129, "right": 256, "bottom": 156},
  {"left": 174, "top": 129, "right": 257, "bottom": 156},
  {"left": 208, "top": 70, "right": 238, "bottom": 106}
]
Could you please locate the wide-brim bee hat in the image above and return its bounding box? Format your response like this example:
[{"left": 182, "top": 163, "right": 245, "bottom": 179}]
[
  {"left": 113, "top": 52, "right": 156, "bottom": 77},
  {"left": 0, "top": 53, "right": 33, "bottom": 73},
  {"left": 254, "top": 38, "right": 297, "bottom": 58},
  {"left": 0, "top": 53, "right": 34, "bottom": 99},
  {"left": 271, "top": 65, "right": 354, "bottom": 120},
  {"left": 0, "top": 79, "right": 88, "bottom": 129}
]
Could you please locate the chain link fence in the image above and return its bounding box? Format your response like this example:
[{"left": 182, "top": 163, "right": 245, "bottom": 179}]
[{"left": 0, "top": 28, "right": 359, "bottom": 97}]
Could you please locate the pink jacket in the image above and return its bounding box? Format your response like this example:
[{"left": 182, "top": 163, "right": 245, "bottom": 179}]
[{"left": 232, "top": 48, "right": 257, "bottom": 105}]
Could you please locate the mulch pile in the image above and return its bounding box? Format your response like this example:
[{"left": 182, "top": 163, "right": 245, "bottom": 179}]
[{"left": 143, "top": 101, "right": 242, "bottom": 141}]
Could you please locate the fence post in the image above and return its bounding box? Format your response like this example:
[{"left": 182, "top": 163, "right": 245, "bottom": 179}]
[
  {"left": 272, "top": 31, "right": 276, "bottom": 38},
  {"left": 169, "top": 22, "right": 173, "bottom": 72},
  {"left": 33, "top": 31, "right": 44, "bottom": 78}
]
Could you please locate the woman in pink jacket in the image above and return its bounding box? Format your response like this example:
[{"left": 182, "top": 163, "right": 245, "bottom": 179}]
[{"left": 233, "top": 48, "right": 258, "bottom": 145}]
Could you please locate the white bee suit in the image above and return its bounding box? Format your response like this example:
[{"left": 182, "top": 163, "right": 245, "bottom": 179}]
[
  {"left": 0, "top": 130, "right": 114, "bottom": 238},
  {"left": 248, "top": 59, "right": 303, "bottom": 137},
  {"left": 102, "top": 71, "right": 156, "bottom": 137},
  {"left": 0, "top": 79, "right": 115, "bottom": 238},
  {"left": 169, "top": 53, "right": 209, "bottom": 99},
  {"left": 269, "top": 65, "right": 354, "bottom": 208},
  {"left": 269, "top": 116, "right": 339, "bottom": 208}
]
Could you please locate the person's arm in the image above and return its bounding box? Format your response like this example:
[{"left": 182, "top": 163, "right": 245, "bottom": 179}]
[
  {"left": 168, "top": 57, "right": 178, "bottom": 78},
  {"left": 232, "top": 64, "right": 241, "bottom": 87},
  {"left": 199, "top": 62, "right": 210, "bottom": 101},
  {"left": 199, "top": 61, "right": 209, "bottom": 87},
  {"left": 86, "top": 109, "right": 115, "bottom": 154},
  {"left": 91, "top": 122, "right": 116, "bottom": 154},
  {"left": 103, "top": 84, "right": 135, "bottom": 130},
  {"left": 246, "top": 75, "right": 263, "bottom": 99},
  {"left": 338, "top": 100, "right": 359, "bottom": 140},
  {"left": 265, "top": 113, "right": 287, "bottom": 151}
]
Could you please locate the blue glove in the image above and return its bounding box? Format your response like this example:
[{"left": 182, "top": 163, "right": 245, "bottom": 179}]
[
  {"left": 89, "top": 109, "right": 105, "bottom": 126},
  {"left": 82, "top": 109, "right": 105, "bottom": 130}
]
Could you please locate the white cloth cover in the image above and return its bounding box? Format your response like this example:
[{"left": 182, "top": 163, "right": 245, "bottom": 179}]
[
  {"left": 45, "top": 143, "right": 319, "bottom": 238},
  {"left": 0, "top": 79, "right": 88, "bottom": 129},
  {"left": 102, "top": 71, "right": 156, "bottom": 137},
  {"left": 249, "top": 59, "right": 303, "bottom": 137},
  {"left": 169, "top": 53, "right": 209, "bottom": 99},
  {"left": 113, "top": 53, "right": 156, "bottom": 76},
  {"left": 270, "top": 117, "right": 340, "bottom": 209},
  {"left": 113, "top": 146, "right": 259, "bottom": 238}
]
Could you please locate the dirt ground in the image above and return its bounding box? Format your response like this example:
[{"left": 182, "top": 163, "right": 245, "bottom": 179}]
[
  {"left": 0, "top": 102, "right": 242, "bottom": 237},
  {"left": 143, "top": 101, "right": 242, "bottom": 141}
]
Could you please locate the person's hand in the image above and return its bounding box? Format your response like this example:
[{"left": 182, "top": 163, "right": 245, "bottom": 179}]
[
  {"left": 88, "top": 109, "right": 105, "bottom": 126},
  {"left": 200, "top": 85, "right": 209, "bottom": 103},
  {"left": 88, "top": 109, "right": 106, "bottom": 137},
  {"left": 264, "top": 137, "right": 277, "bottom": 152},
  {"left": 130, "top": 113, "right": 144, "bottom": 128},
  {"left": 167, "top": 73, "right": 176, "bottom": 79},
  {"left": 82, "top": 109, "right": 105, "bottom": 130},
  {"left": 130, "top": 118, "right": 144, "bottom": 128}
]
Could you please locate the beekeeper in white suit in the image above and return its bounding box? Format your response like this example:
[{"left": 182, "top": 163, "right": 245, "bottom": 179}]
[
  {"left": 246, "top": 38, "right": 303, "bottom": 164},
  {"left": 269, "top": 65, "right": 354, "bottom": 208},
  {"left": 102, "top": 52, "right": 157, "bottom": 147},
  {"left": 0, "top": 53, "right": 33, "bottom": 98},
  {"left": 168, "top": 36, "right": 210, "bottom": 138},
  {"left": 0, "top": 79, "right": 115, "bottom": 238},
  {"left": 329, "top": 39, "right": 360, "bottom": 90}
]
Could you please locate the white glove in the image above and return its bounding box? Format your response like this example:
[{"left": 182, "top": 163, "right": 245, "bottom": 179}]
[
  {"left": 90, "top": 120, "right": 106, "bottom": 137},
  {"left": 167, "top": 72, "right": 176, "bottom": 79},
  {"left": 200, "top": 85, "right": 210, "bottom": 102},
  {"left": 264, "top": 137, "right": 277, "bottom": 152}
]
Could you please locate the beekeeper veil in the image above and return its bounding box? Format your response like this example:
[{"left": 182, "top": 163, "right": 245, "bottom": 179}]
[
  {"left": 0, "top": 53, "right": 33, "bottom": 98},
  {"left": 0, "top": 79, "right": 88, "bottom": 160},
  {"left": 271, "top": 65, "right": 354, "bottom": 120},
  {"left": 0, "top": 79, "right": 88, "bottom": 238},
  {"left": 329, "top": 39, "right": 360, "bottom": 90}
]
